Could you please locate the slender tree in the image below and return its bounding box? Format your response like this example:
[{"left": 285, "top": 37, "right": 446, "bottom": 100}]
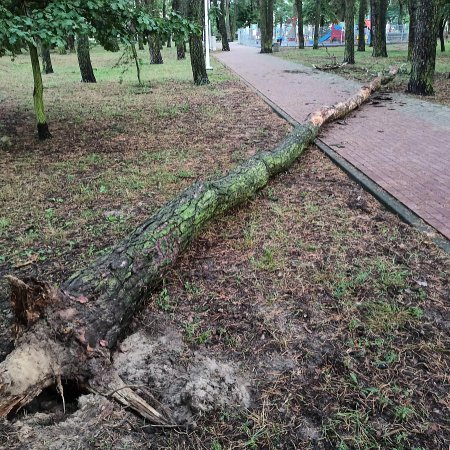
[
  {"left": 407, "top": 0, "right": 439, "bottom": 95},
  {"left": 313, "top": 0, "right": 321, "bottom": 49},
  {"left": 344, "top": 0, "right": 355, "bottom": 63},
  {"left": 358, "top": 0, "right": 367, "bottom": 51},
  {"left": 225, "top": 0, "right": 233, "bottom": 41},
  {"left": 187, "top": 0, "right": 209, "bottom": 84},
  {"left": 372, "top": 0, "right": 387, "bottom": 56},
  {"left": 260, "top": 0, "right": 274, "bottom": 53},
  {"left": 41, "top": 43, "right": 54, "bottom": 74},
  {"left": 295, "top": 0, "right": 305, "bottom": 49},
  {"left": 67, "top": 35, "right": 75, "bottom": 52},
  {"left": 408, "top": 0, "right": 417, "bottom": 60},
  {"left": 369, "top": 0, "right": 374, "bottom": 46},
  {"left": 215, "top": 0, "right": 230, "bottom": 50},
  {"left": 145, "top": 0, "right": 164, "bottom": 64},
  {"left": 437, "top": 3, "right": 449, "bottom": 52},
  {"left": 172, "top": 0, "right": 186, "bottom": 59},
  {"left": 76, "top": 34, "right": 97, "bottom": 82},
  {"left": 29, "top": 44, "right": 51, "bottom": 140}
]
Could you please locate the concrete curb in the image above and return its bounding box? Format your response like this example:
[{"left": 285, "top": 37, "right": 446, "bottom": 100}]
[{"left": 214, "top": 54, "right": 450, "bottom": 254}]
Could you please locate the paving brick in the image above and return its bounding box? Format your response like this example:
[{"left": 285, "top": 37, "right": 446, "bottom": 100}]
[{"left": 215, "top": 45, "right": 450, "bottom": 240}]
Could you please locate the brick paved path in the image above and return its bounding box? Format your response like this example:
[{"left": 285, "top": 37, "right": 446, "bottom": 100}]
[{"left": 215, "top": 44, "right": 450, "bottom": 240}]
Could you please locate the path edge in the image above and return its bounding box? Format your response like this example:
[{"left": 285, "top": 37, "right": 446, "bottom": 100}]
[{"left": 214, "top": 53, "right": 450, "bottom": 254}]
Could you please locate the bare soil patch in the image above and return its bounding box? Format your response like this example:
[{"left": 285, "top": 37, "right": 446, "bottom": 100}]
[{"left": 1, "top": 48, "right": 449, "bottom": 450}]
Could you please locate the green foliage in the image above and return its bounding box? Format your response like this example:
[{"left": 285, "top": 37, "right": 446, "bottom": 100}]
[{"left": 0, "top": 1, "right": 199, "bottom": 57}]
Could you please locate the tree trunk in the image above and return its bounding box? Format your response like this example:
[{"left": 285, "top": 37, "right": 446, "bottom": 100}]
[
  {"left": 225, "top": 0, "right": 233, "bottom": 41},
  {"left": 358, "top": 0, "right": 366, "bottom": 51},
  {"left": 369, "top": 0, "right": 374, "bottom": 46},
  {"left": 260, "top": 0, "right": 274, "bottom": 53},
  {"left": 149, "top": 33, "right": 164, "bottom": 64},
  {"left": 138, "top": 34, "right": 145, "bottom": 50},
  {"left": 408, "top": 0, "right": 417, "bottom": 60},
  {"left": 407, "top": 0, "right": 438, "bottom": 95},
  {"left": 313, "top": 0, "right": 321, "bottom": 49},
  {"left": 372, "top": 0, "right": 388, "bottom": 57},
  {"left": 145, "top": 0, "right": 164, "bottom": 64},
  {"left": 76, "top": 34, "right": 96, "bottom": 83},
  {"left": 67, "top": 35, "right": 75, "bottom": 53},
  {"left": 172, "top": 0, "right": 186, "bottom": 59},
  {"left": 188, "top": 0, "right": 209, "bottom": 84},
  {"left": 296, "top": 0, "right": 305, "bottom": 49},
  {"left": 41, "top": 44, "right": 54, "bottom": 74},
  {"left": 232, "top": 0, "right": 237, "bottom": 40},
  {"left": 0, "top": 68, "right": 399, "bottom": 423},
  {"left": 438, "top": 17, "right": 446, "bottom": 52},
  {"left": 216, "top": 0, "right": 230, "bottom": 51},
  {"left": 344, "top": 0, "right": 355, "bottom": 63},
  {"left": 29, "top": 44, "right": 51, "bottom": 140}
]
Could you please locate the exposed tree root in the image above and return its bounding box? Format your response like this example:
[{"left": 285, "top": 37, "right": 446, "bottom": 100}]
[{"left": 0, "top": 69, "right": 398, "bottom": 424}]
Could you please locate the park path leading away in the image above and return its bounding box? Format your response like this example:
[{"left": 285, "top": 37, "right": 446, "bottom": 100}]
[{"left": 214, "top": 44, "right": 450, "bottom": 240}]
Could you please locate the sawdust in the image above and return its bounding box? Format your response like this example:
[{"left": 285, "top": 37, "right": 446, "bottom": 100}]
[{"left": 114, "top": 330, "right": 251, "bottom": 424}]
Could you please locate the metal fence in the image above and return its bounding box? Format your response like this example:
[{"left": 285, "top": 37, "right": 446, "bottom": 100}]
[{"left": 237, "top": 24, "right": 409, "bottom": 48}]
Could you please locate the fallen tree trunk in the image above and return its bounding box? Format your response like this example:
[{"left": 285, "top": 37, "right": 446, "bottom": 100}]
[{"left": 0, "top": 68, "right": 398, "bottom": 424}]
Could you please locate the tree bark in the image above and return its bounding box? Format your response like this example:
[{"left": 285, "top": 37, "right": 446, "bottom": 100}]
[
  {"left": 225, "top": 0, "right": 233, "bottom": 41},
  {"left": 67, "top": 35, "right": 75, "bottom": 53},
  {"left": 296, "top": 0, "right": 305, "bottom": 49},
  {"left": 188, "top": 0, "right": 209, "bottom": 84},
  {"left": 172, "top": 0, "right": 186, "bottom": 59},
  {"left": 76, "top": 34, "right": 96, "bottom": 83},
  {"left": 313, "top": 0, "right": 321, "bottom": 49},
  {"left": 216, "top": 0, "right": 230, "bottom": 51},
  {"left": 408, "top": 0, "right": 417, "bottom": 60},
  {"left": 29, "top": 44, "right": 51, "bottom": 140},
  {"left": 149, "top": 33, "right": 164, "bottom": 64},
  {"left": 372, "top": 0, "right": 388, "bottom": 57},
  {"left": 438, "top": 16, "right": 446, "bottom": 52},
  {"left": 145, "top": 0, "right": 164, "bottom": 64},
  {"left": 0, "top": 68, "right": 398, "bottom": 423},
  {"left": 344, "top": 0, "right": 355, "bottom": 63},
  {"left": 260, "top": 0, "right": 274, "bottom": 53},
  {"left": 358, "top": 0, "right": 367, "bottom": 51},
  {"left": 41, "top": 44, "right": 54, "bottom": 74},
  {"left": 369, "top": 0, "right": 374, "bottom": 46},
  {"left": 407, "top": 0, "right": 438, "bottom": 95}
]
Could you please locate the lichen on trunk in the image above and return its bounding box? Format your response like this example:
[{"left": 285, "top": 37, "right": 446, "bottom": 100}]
[
  {"left": 29, "top": 44, "right": 51, "bottom": 140},
  {"left": 0, "top": 68, "right": 399, "bottom": 424}
]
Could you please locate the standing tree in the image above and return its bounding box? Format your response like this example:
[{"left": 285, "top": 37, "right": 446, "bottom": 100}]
[
  {"left": 76, "top": 34, "right": 97, "bottom": 83},
  {"left": 144, "top": 0, "right": 164, "bottom": 64},
  {"left": 215, "top": 0, "right": 231, "bottom": 50},
  {"left": 437, "top": 1, "right": 449, "bottom": 52},
  {"left": 372, "top": 0, "right": 388, "bottom": 56},
  {"left": 295, "top": 0, "right": 305, "bottom": 48},
  {"left": 260, "top": 0, "right": 274, "bottom": 53},
  {"left": 172, "top": 0, "right": 187, "bottom": 59},
  {"left": 344, "top": 0, "right": 355, "bottom": 63},
  {"left": 187, "top": 0, "right": 209, "bottom": 84},
  {"left": 408, "top": 0, "right": 417, "bottom": 60},
  {"left": 313, "top": 0, "right": 321, "bottom": 49},
  {"left": 0, "top": 1, "right": 191, "bottom": 140},
  {"left": 407, "top": 0, "right": 439, "bottom": 95},
  {"left": 358, "top": 0, "right": 367, "bottom": 51},
  {"left": 41, "top": 43, "right": 54, "bottom": 74}
]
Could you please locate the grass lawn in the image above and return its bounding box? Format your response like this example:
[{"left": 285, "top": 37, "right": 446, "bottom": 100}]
[
  {"left": 0, "top": 45, "right": 449, "bottom": 450},
  {"left": 276, "top": 43, "right": 450, "bottom": 106}
]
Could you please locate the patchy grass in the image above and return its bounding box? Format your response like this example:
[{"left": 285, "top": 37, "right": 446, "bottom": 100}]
[
  {"left": 136, "top": 147, "right": 448, "bottom": 450},
  {"left": 0, "top": 45, "right": 449, "bottom": 450},
  {"left": 0, "top": 46, "right": 289, "bottom": 290},
  {"left": 276, "top": 43, "right": 450, "bottom": 106}
]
